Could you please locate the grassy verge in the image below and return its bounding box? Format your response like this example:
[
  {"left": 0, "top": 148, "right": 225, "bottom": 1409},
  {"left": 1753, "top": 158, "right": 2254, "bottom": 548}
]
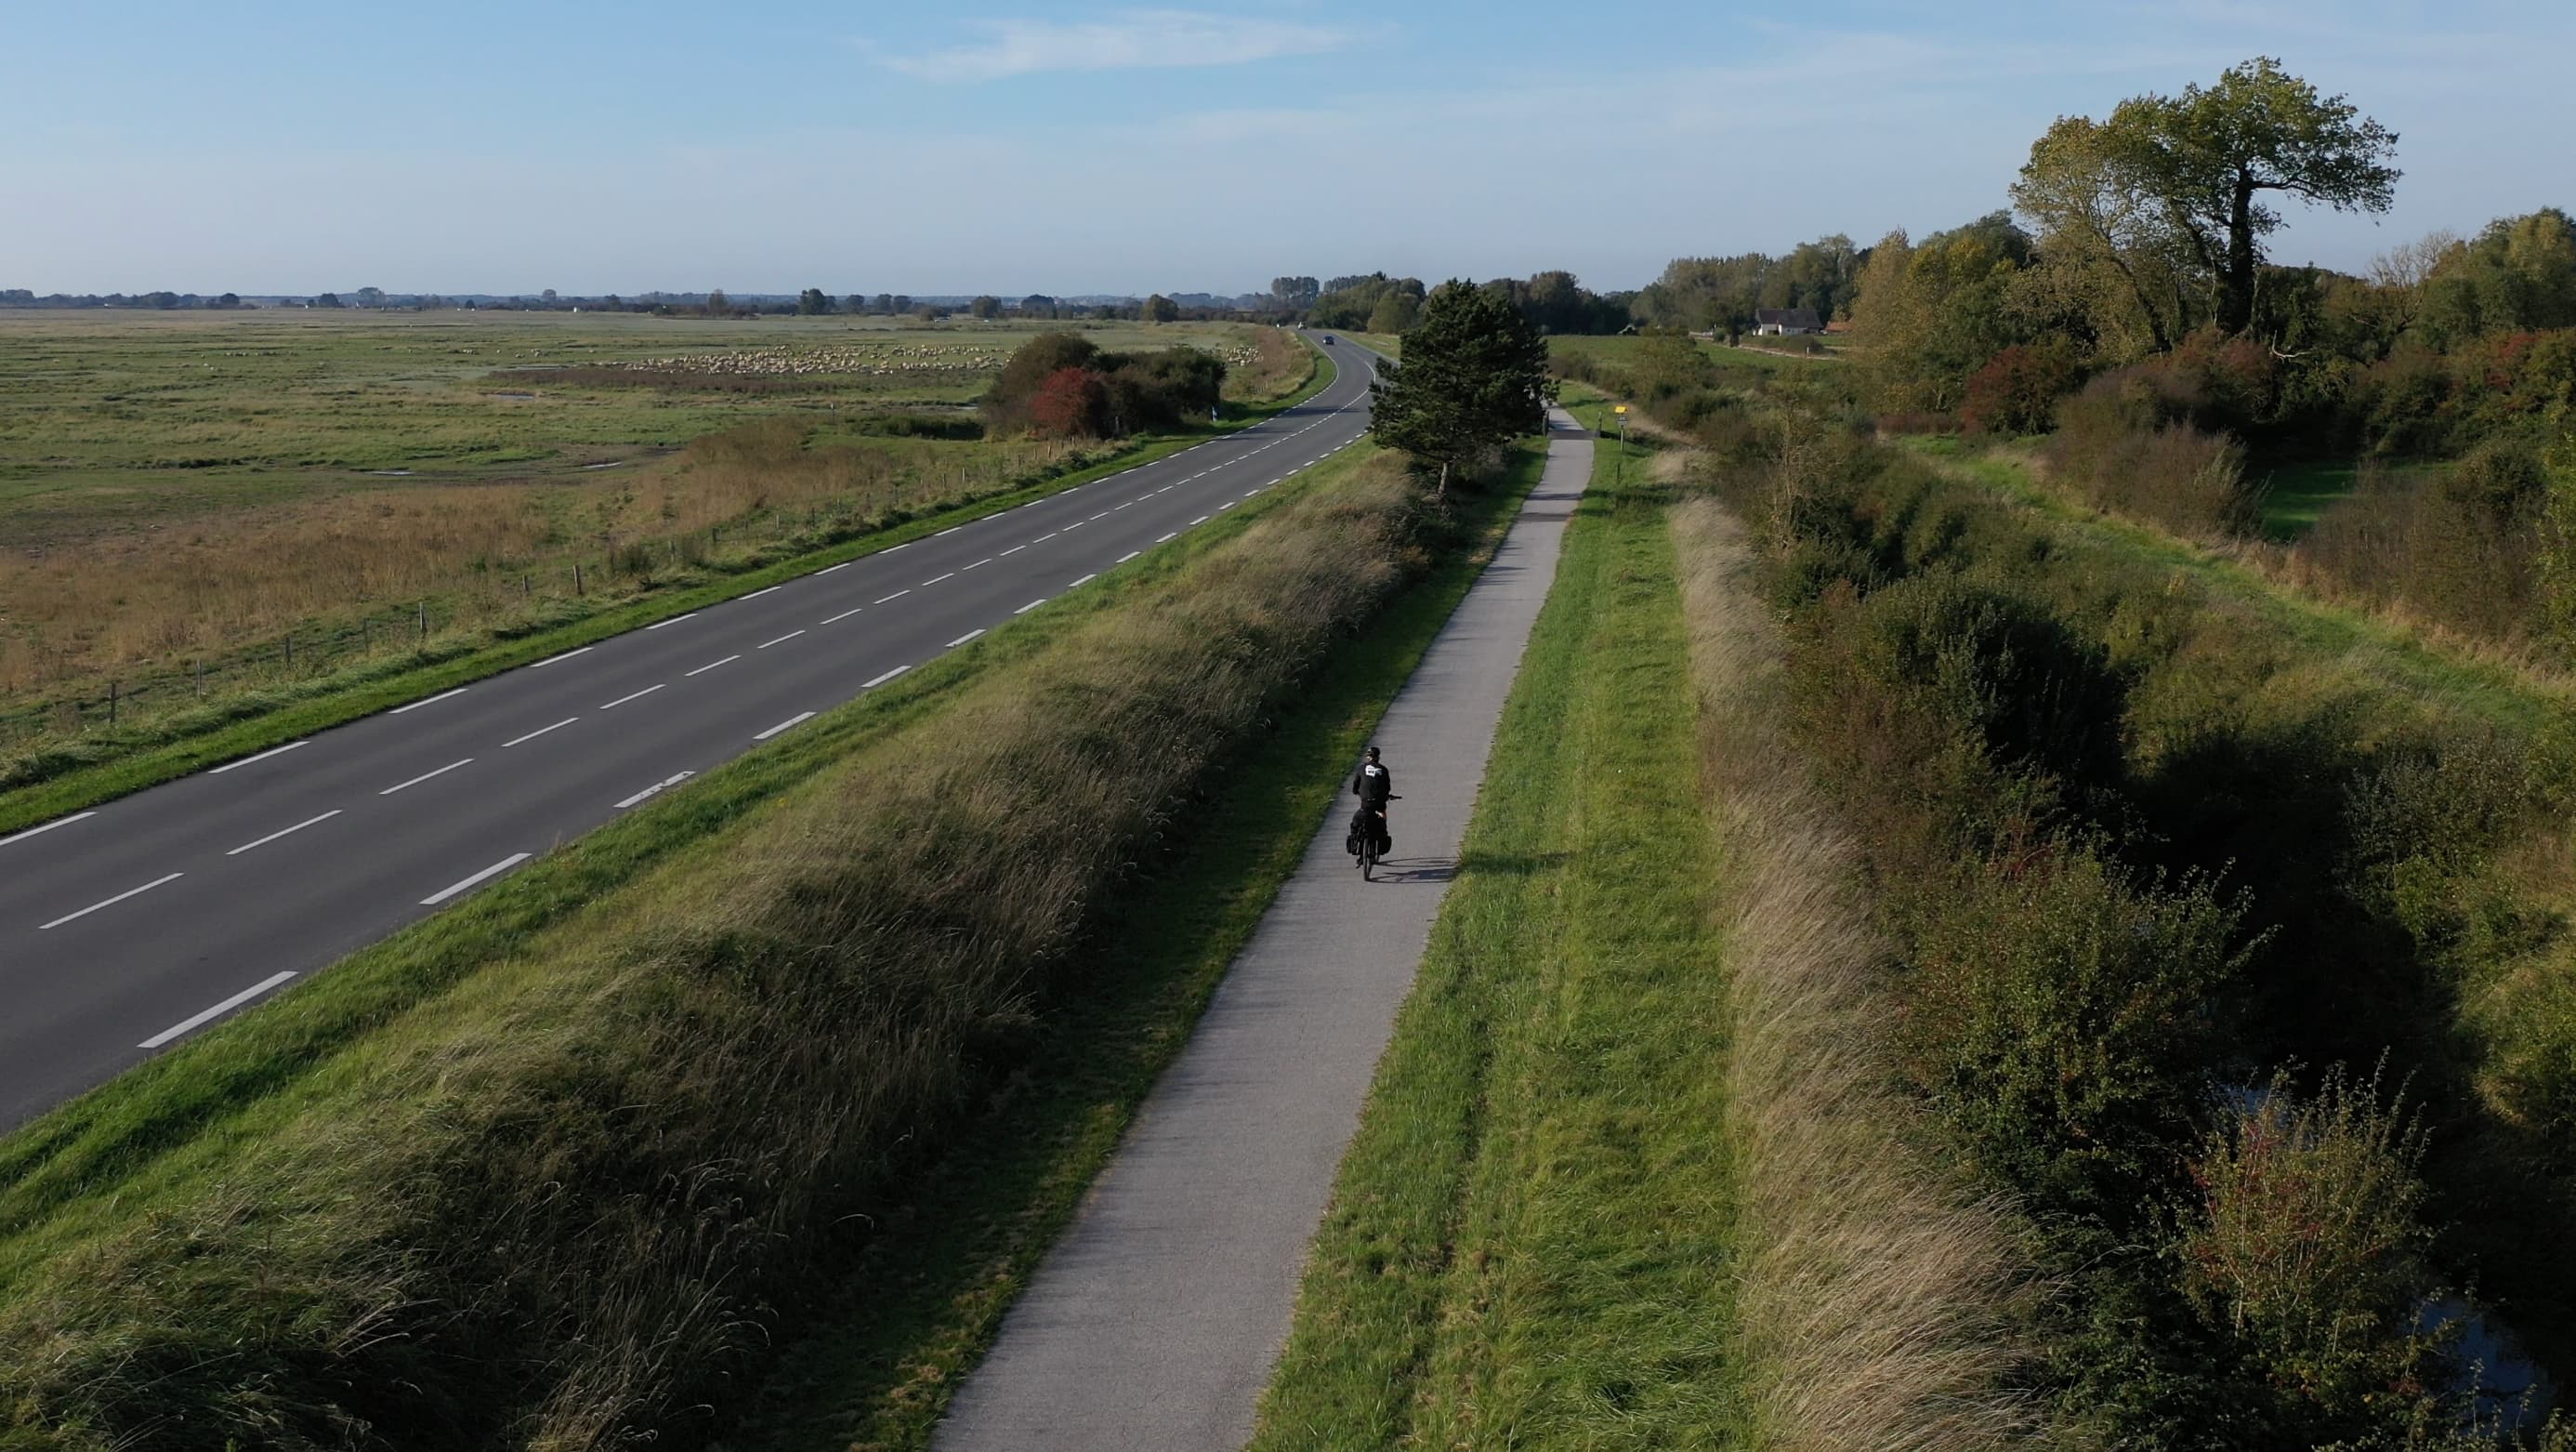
[
  {"left": 719, "top": 446, "right": 1547, "bottom": 1452},
  {"left": 1669, "top": 496, "right": 2048, "bottom": 1449},
  {"left": 1251, "top": 425, "right": 1747, "bottom": 1445},
  {"left": 0, "top": 346, "right": 1331, "bottom": 838}
]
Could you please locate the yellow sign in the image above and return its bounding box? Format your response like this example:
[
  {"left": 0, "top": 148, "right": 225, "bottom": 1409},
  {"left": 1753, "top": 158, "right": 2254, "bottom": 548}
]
[{"left": 1612, "top": 404, "right": 1628, "bottom": 415}]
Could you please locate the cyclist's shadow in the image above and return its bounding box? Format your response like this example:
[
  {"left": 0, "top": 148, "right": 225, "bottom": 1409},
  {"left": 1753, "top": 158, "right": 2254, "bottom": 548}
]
[{"left": 1367, "top": 856, "right": 1458, "bottom": 884}]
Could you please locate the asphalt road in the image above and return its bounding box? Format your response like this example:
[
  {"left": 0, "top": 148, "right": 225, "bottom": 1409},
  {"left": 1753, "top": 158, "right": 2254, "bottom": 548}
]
[
  {"left": 934, "top": 408, "right": 1593, "bottom": 1451},
  {"left": 0, "top": 344, "right": 1378, "bottom": 1130}
]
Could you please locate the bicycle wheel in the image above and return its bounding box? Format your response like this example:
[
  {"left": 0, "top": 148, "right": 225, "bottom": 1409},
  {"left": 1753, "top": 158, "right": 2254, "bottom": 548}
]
[{"left": 1360, "top": 833, "right": 1376, "bottom": 879}]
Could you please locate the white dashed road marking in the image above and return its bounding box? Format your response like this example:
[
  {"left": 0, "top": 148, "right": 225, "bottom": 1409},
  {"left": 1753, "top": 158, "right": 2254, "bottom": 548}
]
[
  {"left": 391, "top": 687, "right": 467, "bottom": 715},
  {"left": 208, "top": 742, "right": 307, "bottom": 775},
  {"left": 41, "top": 873, "right": 183, "bottom": 931},
  {"left": 422, "top": 853, "right": 532, "bottom": 906},
  {"left": 381, "top": 759, "right": 473, "bottom": 796},
  {"left": 226, "top": 810, "right": 342, "bottom": 856},
  {"left": 0, "top": 812, "right": 97, "bottom": 848},
  {"left": 138, "top": 970, "right": 297, "bottom": 1049},
  {"left": 501, "top": 718, "right": 579, "bottom": 748}
]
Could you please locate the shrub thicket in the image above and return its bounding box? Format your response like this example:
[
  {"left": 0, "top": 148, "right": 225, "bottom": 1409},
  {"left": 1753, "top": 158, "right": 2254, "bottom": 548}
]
[
  {"left": 981, "top": 331, "right": 1228, "bottom": 439},
  {"left": 1705, "top": 430, "right": 2576, "bottom": 1445}
]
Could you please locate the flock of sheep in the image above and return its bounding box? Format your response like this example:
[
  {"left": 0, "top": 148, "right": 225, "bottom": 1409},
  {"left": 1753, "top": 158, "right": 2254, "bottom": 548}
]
[{"left": 590, "top": 338, "right": 1263, "bottom": 380}]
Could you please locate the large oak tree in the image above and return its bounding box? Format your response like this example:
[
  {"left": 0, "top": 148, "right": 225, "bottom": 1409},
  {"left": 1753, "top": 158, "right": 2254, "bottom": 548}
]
[{"left": 2017, "top": 58, "right": 2399, "bottom": 340}]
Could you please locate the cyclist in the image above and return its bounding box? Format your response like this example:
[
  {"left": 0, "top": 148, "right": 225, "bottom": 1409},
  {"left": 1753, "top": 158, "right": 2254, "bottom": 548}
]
[{"left": 1348, "top": 746, "right": 1393, "bottom": 858}]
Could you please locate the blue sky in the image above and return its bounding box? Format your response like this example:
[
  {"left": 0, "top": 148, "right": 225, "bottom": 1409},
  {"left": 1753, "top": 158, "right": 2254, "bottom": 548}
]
[{"left": 5, "top": 1, "right": 2571, "bottom": 296}]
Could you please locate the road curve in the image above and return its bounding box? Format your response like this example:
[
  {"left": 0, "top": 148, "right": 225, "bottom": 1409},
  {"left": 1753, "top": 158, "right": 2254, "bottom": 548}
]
[{"left": 0, "top": 344, "right": 1377, "bottom": 1130}]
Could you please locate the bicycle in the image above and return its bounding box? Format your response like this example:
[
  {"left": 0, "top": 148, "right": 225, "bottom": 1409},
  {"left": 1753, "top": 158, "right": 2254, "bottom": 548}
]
[{"left": 1353, "top": 796, "right": 1400, "bottom": 880}]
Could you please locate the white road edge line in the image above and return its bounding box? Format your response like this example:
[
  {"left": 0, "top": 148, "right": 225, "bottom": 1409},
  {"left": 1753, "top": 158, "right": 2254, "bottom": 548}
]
[
  {"left": 390, "top": 687, "right": 467, "bottom": 715},
  {"left": 684, "top": 654, "right": 741, "bottom": 678},
  {"left": 817, "top": 561, "right": 852, "bottom": 575},
  {"left": 421, "top": 852, "right": 532, "bottom": 906},
  {"left": 209, "top": 741, "right": 309, "bottom": 774},
  {"left": 863, "top": 666, "right": 911, "bottom": 688},
  {"left": 40, "top": 872, "right": 184, "bottom": 931},
  {"left": 920, "top": 572, "right": 955, "bottom": 587},
  {"left": 502, "top": 717, "right": 579, "bottom": 747},
  {"left": 529, "top": 646, "right": 594, "bottom": 669},
  {"left": 1157, "top": 532, "right": 1178, "bottom": 543},
  {"left": 614, "top": 771, "right": 695, "bottom": 810},
  {"left": 755, "top": 711, "right": 816, "bottom": 740},
  {"left": 937, "top": 525, "right": 965, "bottom": 536},
  {"left": 966, "top": 558, "right": 993, "bottom": 570},
  {"left": 138, "top": 970, "right": 297, "bottom": 1049},
  {"left": 1000, "top": 545, "right": 1028, "bottom": 557},
  {"left": 1117, "top": 551, "right": 1140, "bottom": 563},
  {"left": 0, "top": 811, "right": 98, "bottom": 848},
  {"left": 947, "top": 629, "right": 986, "bottom": 648},
  {"left": 380, "top": 758, "right": 473, "bottom": 796},
  {"left": 875, "top": 589, "right": 912, "bottom": 604},
  {"left": 743, "top": 584, "right": 782, "bottom": 601},
  {"left": 1069, "top": 574, "right": 1097, "bottom": 587},
  {"left": 646, "top": 613, "right": 698, "bottom": 630},
  {"left": 600, "top": 683, "right": 664, "bottom": 709},
  {"left": 1014, "top": 599, "right": 1047, "bottom": 615},
  {"left": 758, "top": 630, "right": 806, "bottom": 649},
  {"left": 226, "top": 810, "right": 342, "bottom": 856},
  {"left": 821, "top": 607, "right": 865, "bottom": 626},
  {"left": 1189, "top": 515, "right": 1211, "bottom": 525}
]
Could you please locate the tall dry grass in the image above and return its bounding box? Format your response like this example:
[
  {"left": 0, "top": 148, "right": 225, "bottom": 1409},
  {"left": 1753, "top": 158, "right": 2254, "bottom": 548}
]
[
  {"left": 1669, "top": 495, "right": 2057, "bottom": 1451},
  {"left": 0, "top": 456, "right": 1428, "bottom": 1450},
  {"left": 0, "top": 423, "right": 1083, "bottom": 693}
]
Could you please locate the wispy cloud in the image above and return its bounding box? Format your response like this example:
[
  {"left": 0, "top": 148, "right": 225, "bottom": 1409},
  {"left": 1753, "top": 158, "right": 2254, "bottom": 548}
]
[{"left": 876, "top": 8, "right": 1348, "bottom": 83}]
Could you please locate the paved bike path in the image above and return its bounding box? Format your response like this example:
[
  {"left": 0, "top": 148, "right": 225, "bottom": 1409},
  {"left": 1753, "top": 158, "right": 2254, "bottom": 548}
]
[{"left": 934, "top": 410, "right": 1594, "bottom": 1451}]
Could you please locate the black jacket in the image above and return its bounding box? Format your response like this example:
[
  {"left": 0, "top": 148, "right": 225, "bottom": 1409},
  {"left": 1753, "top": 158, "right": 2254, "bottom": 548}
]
[{"left": 1352, "top": 760, "right": 1392, "bottom": 806}]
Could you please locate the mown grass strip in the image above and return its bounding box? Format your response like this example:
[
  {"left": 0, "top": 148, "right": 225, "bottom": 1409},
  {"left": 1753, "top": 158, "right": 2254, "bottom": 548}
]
[
  {"left": 0, "top": 350, "right": 1333, "bottom": 838},
  {"left": 0, "top": 418, "right": 1342, "bottom": 1247},
  {"left": 1252, "top": 431, "right": 1747, "bottom": 1447},
  {"left": 720, "top": 446, "right": 1549, "bottom": 1452}
]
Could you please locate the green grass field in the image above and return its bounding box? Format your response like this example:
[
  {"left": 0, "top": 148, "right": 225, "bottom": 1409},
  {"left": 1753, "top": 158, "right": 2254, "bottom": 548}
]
[
  {"left": 2251, "top": 456, "right": 2361, "bottom": 537},
  {"left": 1253, "top": 426, "right": 1751, "bottom": 1447},
  {"left": 0, "top": 313, "right": 1321, "bottom": 829},
  {"left": 0, "top": 310, "right": 1268, "bottom": 539}
]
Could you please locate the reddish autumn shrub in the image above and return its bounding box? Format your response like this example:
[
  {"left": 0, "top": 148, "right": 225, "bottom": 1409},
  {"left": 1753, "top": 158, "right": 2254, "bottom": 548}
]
[
  {"left": 1961, "top": 343, "right": 2082, "bottom": 436},
  {"left": 1031, "top": 365, "right": 1111, "bottom": 439}
]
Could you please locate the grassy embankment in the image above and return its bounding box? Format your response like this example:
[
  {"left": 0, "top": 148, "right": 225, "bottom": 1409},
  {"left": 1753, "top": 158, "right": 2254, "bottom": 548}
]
[
  {"left": 0, "top": 322, "right": 1321, "bottom": 835},
  {"left": 1252, "top": 416, "right": 2042, "bottom": 1447},
  {"left": 1721, "top": 426, "right": 2576, "bottom": 1443},
  {"left": 1919, "top": 441, "right": 2570, "bottom": 731},
  {"left": 0, "top": 430, "right": 1546, "bottom": 1450},
  {"left": 723, "top": 442, "right": 1547, "bottom": 1452}
]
